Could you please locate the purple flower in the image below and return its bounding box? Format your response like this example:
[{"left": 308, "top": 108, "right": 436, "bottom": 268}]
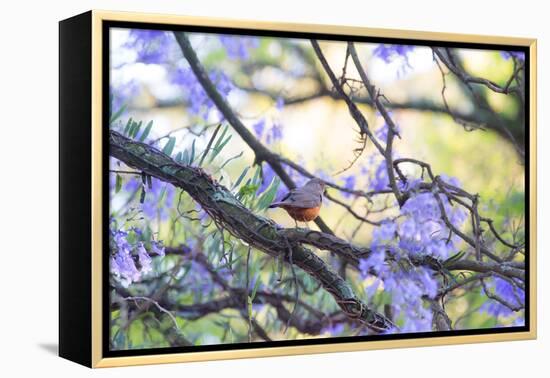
[
  {"left": 373, "top": 221, "right": 397, "bottom": 245},
  {"left": 398, "top": 218, "right": 416, "bottom": 239},
  {"left": 266, "top": 123, "right": 283, "bottom": 144},
  {"left": 172, "top": 68, "right": 233, "bottom": 119},
  {"left": 373, "top": 44, "right": 414, "bottom": 63},
  {"left": 369, "top": 160, "right": 390, "bottom": 191},
  {"left": 321, "top": 323, "right": 345, "bottom": 336},
  {"left": 396, "top": 192, "right": 466, "bottom": 260},
  {"left": 275, "top": 97, "right": 285, "bottom": 111},
  {"left": 482, "top": 277, "right": 524, "bottom": 317},
  {"left": 359, "top": 248, "right": 386, "bottom": 277},
  {"left": 110, "top": 81, "right": 140, "bottom": 119},
  {"left": 125, "top": 29, "right": 174, "bottom": 64},
  {"left": 416, "top": 268, "right": 438, "bottom": 299},
  {"left": 150, "top": 241, "right": 166, "bottom": 256},
  {"left": 253, "top": 119, "right": 266, "bottom": 138},
  {"left": 341, "top": 175, "right": 356, "bottom": 198},
  {"left": 110, "top": 231, "right": 140, "bottom": 287},
  {"left": 501, "top": 51, "right": 525, "bottom": 61},
  {"left": 219, "top": 35, "right": 260, "bottom": 60},
  {"left": 136, "top": 242, "right": 152, "bottom": 274},
  {"left": 109, "top": 228, "right": 167, "bottom": 287}
]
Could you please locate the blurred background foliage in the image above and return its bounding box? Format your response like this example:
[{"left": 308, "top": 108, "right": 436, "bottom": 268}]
[{"left": 108, "top": 28, "right": 525, "bottom": 350}]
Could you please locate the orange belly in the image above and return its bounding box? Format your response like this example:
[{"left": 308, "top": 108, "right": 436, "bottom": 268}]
[{"left": 282, "top": 206, "right": 321, "bottom": 222}]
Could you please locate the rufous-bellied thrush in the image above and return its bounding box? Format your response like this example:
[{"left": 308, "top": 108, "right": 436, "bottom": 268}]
[{"left": 269, "top": 178, "right": 326, "bottom": 227}]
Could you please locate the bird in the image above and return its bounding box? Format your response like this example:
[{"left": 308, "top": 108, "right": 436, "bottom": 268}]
[{"left": 269, "top": 178, "right": 326, "bottom": 228}]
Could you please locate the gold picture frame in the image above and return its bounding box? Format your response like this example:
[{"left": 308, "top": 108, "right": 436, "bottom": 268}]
[{"left": 59, "top": 9, "right": 537, "bottom": 368}]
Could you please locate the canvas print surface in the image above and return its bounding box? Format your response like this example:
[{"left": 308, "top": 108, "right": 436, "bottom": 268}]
[{"left": 107, "top": 26, "right": 527, "bottom": 352}]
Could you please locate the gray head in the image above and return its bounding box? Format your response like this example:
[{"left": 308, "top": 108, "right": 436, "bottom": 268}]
[{"left": 304, "top": 178, "right": 326, "bottom": 193}]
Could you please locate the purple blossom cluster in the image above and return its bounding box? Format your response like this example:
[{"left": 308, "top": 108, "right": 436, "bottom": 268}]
[
  {"left": 251, "top": 98, "right": 286, "bottom": 145},
  {"left": 398, "top": 190, "right": 467, "bottom": 260},
  {"left": 359, "top": 244, "right": 437, "bottom": 332},
  {"left": 358, "top": 175, "right": 468, "bottom": 332},
  {"left": 172, "top": 67, "right": 233, "bottom": 119},
  {"left": 110, "top": 81, "right": 140, "bottom": 119},
  {"left": 372, "top": 44, "right": 415, "bottom": 63},
  {"left": 481, "top": 276, "right": 525, "bottom": 318},
  {"left": 341, "top": 175, "right": 356, "bottom": 198},
  {"left": 124, "top": 29, "right": 174, "bottom": 64},
  {"left": 219, "top": 35, "right": 260, "bottom": 60},
  {"left": 123, "top": 176, "right": 176, "bottom": 220},
  {"left": 501, "top": 51, "right": 525, "bottom": 61},
  {"left": 110, "top": 228, "right": 165, "bottom": 287},
  {"left": 375, "top": 112, "right": 401, "bottom": 142}
]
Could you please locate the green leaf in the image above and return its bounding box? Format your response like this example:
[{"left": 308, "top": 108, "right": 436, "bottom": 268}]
[
  {"left": 123, "top": 118, "right": 133, "bottom": 135},
  {"left": 250, "top": 275, "right": 262, "bottom": 301},
  {"left": 131, "top": 121, "right": 143, "bottom": 138},
  {"left": 140, "top": 186, "right": 146, "bottom": 204},
  {"left": 247, "top": 296, "right": 253, "bottom": 318},
  {"left": 139, "top": 120, "right": 153, "bottom": 142},
  {"left": 189, "top": 139, "right": 196, "bottom": 164},
  {"left": 213, "top": 254, "right": 243, "bottom": 271},
  {"left": 251, "top": 165, "right": 262, "bottom": 186},
  {"left": 232, "top": 166, "right": 250, "bottom": 190},
  {"left": 199, "top": 123, "right": 222, "bottom": 167},
  {"left": 163, "top": 137, "right": 176, "bottom": 156},
  {"left": 115, "top": 174, "right": 122, "bottom": 193},
  {"left": 443, "top": 250, "right": 467, "bottom": 267},
  {"left": 256, "top": 177, "right": 281, "bottom": 211},
  {"left": 238, "top": 183, "right": 259, "bottom": 198},
  {"left": 127, "top": 121, "right": 136, "bottom": 137},
  {"left": 214, "top": 125, "right": 229, "bottom": 150},
  {"left": 209, "top": 135, "right": 233, "bottom": 164},
  {"left": 110, "top": 104, "right": 126, "bottom": 125},
  {"left": 181, "top": 149, "right": 190, "bottom": 165}
]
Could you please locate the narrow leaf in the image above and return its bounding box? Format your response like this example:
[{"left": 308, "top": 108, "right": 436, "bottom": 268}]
[
  {"left": 247, "top": 296, "right": 253, "bottom": 318},
  {"left": 181, "top": 149, "right": 190, "bottom": 165},
  {"left": 110, "top": 104, "right": 126, "bottom": 125},
  {"left": 163, "top": 137, "right": 176, "bottom": 156},
  {"left": 189, "top": 139, "right": 196, "bottom": 164},
  {"left": 232, "top": 166, "right": 250, "bottom": 190},
  {"left": 115, "top": 174, "right": 122, "bottom": 193},
  {"left": 139, "top": 120, "right": 153, "bottom": 142},
  {"left": 199, "top": 123, "right": 222, "bottom": 167},
  {"left": 256, "top": 177, "right": 281, "bottom": 211},
  {"left": 123, "top": 118, "right": 133, "bottom": 135},
  {"left": 251, "top": 276, "right": 262, "bottom": 301},
  {"left": 139, "top": 186, "right": 146, "bottom": 204},
  {"left": 131, "top": 121, "right": 143, "bottom": 138},
  {"left": 214, "top": 125, "right": 229, "bottom": 150},
  {"left": 209, "top": 135, "right": 233, "bottom": 163}
]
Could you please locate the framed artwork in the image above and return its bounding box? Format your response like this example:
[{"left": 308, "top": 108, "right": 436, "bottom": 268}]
[{"left": 59, "top": 10, "right": 537, "bottom": 368}]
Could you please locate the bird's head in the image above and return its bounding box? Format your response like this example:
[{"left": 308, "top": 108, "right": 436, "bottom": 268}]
[{"left": 305, "top": 177, "right": 327, "bottom": 194}]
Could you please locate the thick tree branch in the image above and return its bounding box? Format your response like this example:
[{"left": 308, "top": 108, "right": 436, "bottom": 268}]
[
  {"left": 109, "top": 130, "right": 394, "bottom": 332},
  {"left": 172, "top": 31, "right": 337, "bottom": 235}
]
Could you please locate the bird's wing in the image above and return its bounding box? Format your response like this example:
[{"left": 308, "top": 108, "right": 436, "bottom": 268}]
[{"left": 281, "top": 188, "right": 322, "bottom": 208}]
